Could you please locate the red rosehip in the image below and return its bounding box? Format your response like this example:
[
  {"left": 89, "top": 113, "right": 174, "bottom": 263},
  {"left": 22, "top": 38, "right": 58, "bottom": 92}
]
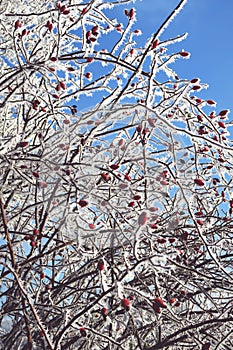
[
  {"left": 97, "top": 259, "right": 105, "bottom": 271},
  {"left": 33, "top": 228, "right": 39, "bottom": 235},
  {"left": 129, "top": 8, "right": 135, "bottom": 19},
  {"left": 192, "top": 85, "right": 201, "bottom": 90},
  {"left": 32, "top": 171, "right": 39, "bottom": 178},
  {"left": 152, "top": 39, "right": 158, "bottom": 49},
  {"left": 78, "top": 199, "right": 88, "bottom": 207},
  {"left": 18, "top": 141, "right": 28, "bottom": 148},
  {"left": 15, "top": 20, "right": 21, "bottom": 29},
  {"left": 218, "top": 121, "right": 226, "bottom": 128},
  {"left": 124, "top": 174, "right": 131, "bottom": 181},
  {"left": 133, "top": 195, "right": 141, "bottom": 200},
  {"left": 85, "top": 72, "right": 91, "bottom": 79},
  {"left": 206, "top": 99, "right": 215, "bottom": 105},
  {"left": 101, "top": 307, "right": 108, "bottom": 320},
  {"left": 80, "top": 327, "right": 86, "bottom": 337},
  {"left": 121, "top": 298, "right": 130, "bottom": 310},
  {"left": 219, "top": 109, "right": 229, "bottom": 117},
  {"left": 60, "top": 82, "right": 66, "bottom": 90},
  {"left": 153, "top": 297, "right": 167, "bottom": 308},
  {"left": 179, "top": 51, "right": 190, "bottom": 57},
  {"left": 110, "top": 164, "right": 119, "bottom": 170},
  {"left": 191, "top": 78, "right": 199, "bottom": 83},
  {"left": 101, "top": 173, "right": 110, "bottom": 181},
  {"left": 194, "top": 178, "right": 205, "bottom": 186},
  {"left": 157, "top": 237, "right": 166, "bottom": 244},
  {"left": 197, "top": 219, "right": 204, "bottom": 225},
  {"left": 40, "top": 272, "right": 45, "bottom": 279}
]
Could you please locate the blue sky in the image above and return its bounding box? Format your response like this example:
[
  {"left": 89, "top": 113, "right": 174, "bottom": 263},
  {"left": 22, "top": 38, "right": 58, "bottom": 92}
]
[{"left": 134, "top": 0, "right": 233, "bottom": 117}]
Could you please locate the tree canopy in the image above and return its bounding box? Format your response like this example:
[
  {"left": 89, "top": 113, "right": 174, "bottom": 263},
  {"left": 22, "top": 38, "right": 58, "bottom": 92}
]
[{"left": 0, "top": 0, "right": 233, "bottom": 349}]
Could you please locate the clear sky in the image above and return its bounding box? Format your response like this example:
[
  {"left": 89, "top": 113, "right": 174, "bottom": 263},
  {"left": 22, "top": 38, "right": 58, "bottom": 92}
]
[{"left": 134, "top": 0, "right": 233, "bottom": 120}]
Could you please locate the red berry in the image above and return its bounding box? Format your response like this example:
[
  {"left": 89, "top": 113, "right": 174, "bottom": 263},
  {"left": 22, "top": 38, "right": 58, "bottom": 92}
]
[
  {"left": 192, "top": 85, "right": 201, "bottom": 90},
  {"left": 128, "top": 201, "right": 135, "bottom": 208},
  {"left": 179, "top": 51, "right": 190, "bottom": 57},
  {"left": 85, "top": 72, "right": 91, "bottom": 79},
  {"left": 170, "top": 298, "right": 176, "bottom": 304},
  {"left": 197, "top": 219, "right": 204, "bottom": 225},
  {"left": 110, "top": 164, "right": 119, "bottom": 170},
  {"left": 55, "top": 83, "right": 61, "bottom": 91},
  {"left": 32, "top": 171, "right": 39, "bottom": 178},
  {"left": 15, "top": 20, "right": 21, "bottom": 29},
  {"left": 194, "top": 178, "right": 205, "bottom": 186},
  {"left": 86, "top": 57, "right": 93, "bottom": 63},
  {"left": 219, "top": 109, "right": 229, "bottom": 117},
  {"left": 152, "top": 39, "right": 159, "bottom": 49},
  {"left": 168, "top": 237, "right": 176, "bottom": 243},
  {"left": 52, "top": 94, "right": 59, "bottom": 99},
  {"left": 97, "top": 259, "right": 105, "bottom": 271},
  {"left": 24, "top": 235, "right": 30, "bottom": 241},
  {"left": 218, "top": 121, "right": 226, "bottom": 128},
  {"left": 150, "top": 223, "right": 157, "bottom": 229},
  {"left": 80, "top": 327, "right": 86, "bottom": 337},
  {"left": 91, "top": 26, "right": 98, "bottom": 35},
  {"left": 50, "top": 57, "right": 57, "bottom": 62},
  {"left": 33, "top": 228, "right": 39, "bottom": 235},
  {"left": 121, "top": 298, "right": 130, "bottom": 310},
  {"left": 101, "top": 307, "right": 108, "bottom": 320},
  {"left": 101, "top": 173, "right": 110, "bottom": 181},
  {"left": 30, "top": 241, "right": 36, "bottom": 247},
  {"left": 40, "top": 272, "right": 45, "bottom": 279},
  {"left": 206, "top": 99, "right": 215, "bottom": 105},
  {"left": 129, "top": 8, "right": 135, "bottom": 19},
  {"left": 78, "top": 199, "right": 88, "bottom": 207},
  {"left": 157, "top": 237, "right": 166, "bottom": 244},
  {"left": 124, "top": 174, "right": 131, "bottom": 181},
  {"left": 18, "top": 141, "right": 28, "bottom": 148},
  {"left": 133, "top": 195, "right": 141, "bottom": 200},
  {"left": 153, "top": 297, "right": 167, "bottom": 308},
  {"left": 60, "top": 82, "right": 66, "bottom": 90},
  {"left": 191, "top": 78, "right": 199, "bottom": 83}
]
